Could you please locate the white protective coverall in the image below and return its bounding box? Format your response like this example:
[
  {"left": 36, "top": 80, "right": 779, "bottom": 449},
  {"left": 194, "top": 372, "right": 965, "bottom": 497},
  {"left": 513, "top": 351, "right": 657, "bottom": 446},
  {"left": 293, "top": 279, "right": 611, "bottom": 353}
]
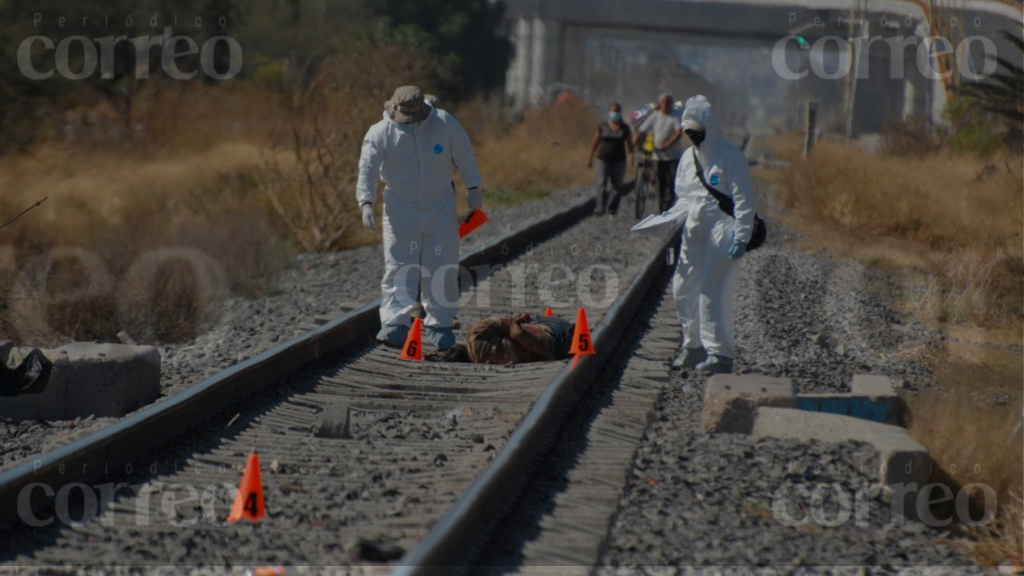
[
  {"left": 356, "top": 105, "right": 482, "bottom": 329},
  {"left": 671, "top": 96, "right": 755, "bottom": 359}
]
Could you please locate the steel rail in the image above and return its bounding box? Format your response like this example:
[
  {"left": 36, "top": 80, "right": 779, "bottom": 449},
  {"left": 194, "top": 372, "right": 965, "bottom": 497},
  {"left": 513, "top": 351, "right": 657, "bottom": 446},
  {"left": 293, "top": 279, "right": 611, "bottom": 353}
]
[
  {"left": 391, "top": 223, "right": 682, "bottom": 576},
  {"left": 0, "top": 196, "right": 595, "bottom": 523}
]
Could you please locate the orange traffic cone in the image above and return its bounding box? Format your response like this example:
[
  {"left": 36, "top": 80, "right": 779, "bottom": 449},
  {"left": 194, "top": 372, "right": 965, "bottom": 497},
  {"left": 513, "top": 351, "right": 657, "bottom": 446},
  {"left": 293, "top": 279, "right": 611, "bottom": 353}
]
[
  {"left": 227, "top": 451, "right": 265, "bottom": 522},
  {"left": 569, "top": 308, "right": 595, "bottom": 356},
  {"left": 544, "top": 307, "right": 553, "bottom": 317},
  {"left": 398, "top": 318, "right": 423, "bottom": 361},
  {"left": 459, "top": 209, "right": 489, "bottom": 238}
]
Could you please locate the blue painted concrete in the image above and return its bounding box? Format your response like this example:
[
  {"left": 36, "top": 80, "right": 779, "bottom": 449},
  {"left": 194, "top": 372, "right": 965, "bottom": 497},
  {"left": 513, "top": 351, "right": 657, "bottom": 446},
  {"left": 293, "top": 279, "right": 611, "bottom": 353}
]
[{"left": 796, "top": 396, "right": 901, "bottom": 424}]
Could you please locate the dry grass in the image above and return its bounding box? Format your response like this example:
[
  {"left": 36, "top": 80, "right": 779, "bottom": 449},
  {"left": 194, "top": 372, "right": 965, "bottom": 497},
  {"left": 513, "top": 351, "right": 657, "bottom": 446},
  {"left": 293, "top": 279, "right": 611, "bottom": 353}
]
[
  {"left": 762, "top": 135, "right": 1023, "bottom": 327},
  {"left": 469, "top": 99, "right": 596, "bottom": 201},
  {"left": 0, "top": 109, "right": 286, "bottom": 345},
  {"left": 906, "top": 341, "right": 1022, "bottom": 561},
  {"left": 758, "top": 133, "right": 1023, "bottom": 565}
]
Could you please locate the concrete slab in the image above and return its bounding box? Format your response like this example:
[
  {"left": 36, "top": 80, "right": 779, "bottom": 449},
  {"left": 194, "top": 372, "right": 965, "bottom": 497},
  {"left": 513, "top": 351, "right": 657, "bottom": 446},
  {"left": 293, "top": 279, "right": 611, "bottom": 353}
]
[
  {"left": 851, "top": 374, "right": 898, "bottom": 398},
  {"left": 0, "top": 343, "right": 161, "bottom": 420},
  {"left": 701, "top": 374, "right": 797, "bottom": 434},
  {"left": 753, "top": 407, "right": 929, "bottom": 518}
]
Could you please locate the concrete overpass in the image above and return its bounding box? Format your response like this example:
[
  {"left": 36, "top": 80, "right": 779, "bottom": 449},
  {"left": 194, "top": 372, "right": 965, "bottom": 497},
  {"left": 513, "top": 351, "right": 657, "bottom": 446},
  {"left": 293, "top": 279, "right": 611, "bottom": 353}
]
[{"left": 501, "top": 0, "right": 1022, "bottom": 133}]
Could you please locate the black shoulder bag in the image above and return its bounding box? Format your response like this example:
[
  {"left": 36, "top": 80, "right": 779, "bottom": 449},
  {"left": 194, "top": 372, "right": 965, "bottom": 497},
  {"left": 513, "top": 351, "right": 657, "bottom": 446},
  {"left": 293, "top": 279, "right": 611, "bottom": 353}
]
[{"left": 692, "top": 148, "right": 767, "bottom": 251}]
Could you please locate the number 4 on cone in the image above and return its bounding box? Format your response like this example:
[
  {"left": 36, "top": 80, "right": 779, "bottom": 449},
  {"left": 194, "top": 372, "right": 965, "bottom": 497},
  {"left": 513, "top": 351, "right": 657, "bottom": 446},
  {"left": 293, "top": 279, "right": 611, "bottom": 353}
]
[{"left": 228, "top": 451, "right": 265, "bottom": 522}]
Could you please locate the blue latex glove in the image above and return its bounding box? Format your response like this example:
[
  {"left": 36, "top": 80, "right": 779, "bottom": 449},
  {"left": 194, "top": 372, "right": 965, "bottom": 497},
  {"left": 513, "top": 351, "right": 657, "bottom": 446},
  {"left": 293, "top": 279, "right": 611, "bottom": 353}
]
[{"left": 727, "top": 237, "right": 746, "bottom": 260}]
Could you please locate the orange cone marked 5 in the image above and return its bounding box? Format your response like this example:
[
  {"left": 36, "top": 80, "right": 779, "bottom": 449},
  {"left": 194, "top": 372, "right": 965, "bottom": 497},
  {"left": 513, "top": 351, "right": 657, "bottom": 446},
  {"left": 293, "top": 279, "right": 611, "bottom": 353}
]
[
  {"left": 227, "top": 451, "right": 265, "bottom": 522},
  {"left": 569, "top": 308, "right": 595, "bottom": 356},
  {"left": 459, "top": 210, "right": 489, "bottom": 238},
  {"left": 399, "top": 318, "right": 423, "bottom": 361}
]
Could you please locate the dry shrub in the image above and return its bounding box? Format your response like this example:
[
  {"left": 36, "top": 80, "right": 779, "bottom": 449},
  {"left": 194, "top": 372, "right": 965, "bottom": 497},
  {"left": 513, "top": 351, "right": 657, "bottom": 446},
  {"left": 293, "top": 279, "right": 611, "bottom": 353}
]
[
  {"left": 135, "top": 83, "right": 284, "bottom": 151},
  {"left": 0, "top": 250, "right": 15, "bottom": 341},
  {"left": 258, "top": 64, "right": 357, "bottom": 252},
  {"left": 257, "top": 40, "right": 438, "bottom": 252},
  {"left": 770, "top": 138, "right": 1024, "bottom": 326},
  {"left": 469, "top": 99, "right": 597, "bottom": 201},
  {"left": 173, "top": 210, "right": 291, "bottom": 299},
  {"left": 970, "top": 490, "right": 1024, "bottom": 567},
  {"left": 881, "top": 117, "right": 943, "bottom": 157},
  {"left": 117, "top": 247, "right": 229, "bottom": 344}
]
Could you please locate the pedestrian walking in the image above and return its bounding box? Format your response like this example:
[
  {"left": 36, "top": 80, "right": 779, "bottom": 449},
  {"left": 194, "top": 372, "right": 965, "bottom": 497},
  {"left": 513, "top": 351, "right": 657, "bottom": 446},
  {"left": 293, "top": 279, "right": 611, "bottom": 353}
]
[{"left": 587, "top": 102, "right": 635, "bottom": 216}]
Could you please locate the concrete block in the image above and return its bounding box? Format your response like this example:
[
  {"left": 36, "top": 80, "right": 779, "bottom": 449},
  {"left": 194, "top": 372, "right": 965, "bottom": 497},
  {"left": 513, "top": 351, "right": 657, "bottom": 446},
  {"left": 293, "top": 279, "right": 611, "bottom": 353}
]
[
  {"left": 753, "top": 407, "right": 929, "bottom": 518},
  {"left": 851, "top": 374, "right": 898, "bottom": 398},
  {"left": 701, "top": 374, "right": 797, "bottom": 434},
  {"left": 0, "top": 343, "right": 160, "bottom": 420},
  {"left": 315, "top": 403, "right": 352, "bottom": 439}
]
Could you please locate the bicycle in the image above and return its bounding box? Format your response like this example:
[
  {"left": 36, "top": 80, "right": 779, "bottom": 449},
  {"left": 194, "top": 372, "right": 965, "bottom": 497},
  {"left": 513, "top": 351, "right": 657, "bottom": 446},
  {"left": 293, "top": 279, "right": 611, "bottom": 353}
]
[{"left": 633, "top": 136, "right": 657, "bottom": 220}]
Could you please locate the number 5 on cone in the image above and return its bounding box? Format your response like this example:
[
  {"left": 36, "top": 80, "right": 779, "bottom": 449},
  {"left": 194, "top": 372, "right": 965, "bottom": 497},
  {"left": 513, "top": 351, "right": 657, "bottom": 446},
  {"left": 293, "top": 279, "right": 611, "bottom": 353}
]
[{"left": 569, "top": 308, "right": 595, "bottom": 356}]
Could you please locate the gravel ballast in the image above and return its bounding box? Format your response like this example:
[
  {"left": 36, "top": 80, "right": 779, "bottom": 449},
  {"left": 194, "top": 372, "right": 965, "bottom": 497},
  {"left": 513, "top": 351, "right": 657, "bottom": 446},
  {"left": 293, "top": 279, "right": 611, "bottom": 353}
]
[{"left": 596, "top": 201, "right": 992, "bottom": 572}]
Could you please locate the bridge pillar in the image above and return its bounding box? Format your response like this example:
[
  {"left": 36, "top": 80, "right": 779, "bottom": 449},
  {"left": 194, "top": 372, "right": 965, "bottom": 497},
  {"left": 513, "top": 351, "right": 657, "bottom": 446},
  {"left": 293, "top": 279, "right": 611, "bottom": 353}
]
[
  {"left": 506, "top": 17, "right": 533, "bottom": 108},
  {"left": 506, "top": 16, "right": 563, "bottom": 108}
]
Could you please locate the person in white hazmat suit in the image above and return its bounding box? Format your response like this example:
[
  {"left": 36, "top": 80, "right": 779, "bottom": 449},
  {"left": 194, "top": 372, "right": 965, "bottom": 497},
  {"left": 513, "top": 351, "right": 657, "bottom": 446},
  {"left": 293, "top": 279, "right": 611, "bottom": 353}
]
[
  {"left": 668, "top": 95, "right": 755, "bottom": 374},
  {"left": 356, "top": 86, "right": 483, "bottom": 351}
]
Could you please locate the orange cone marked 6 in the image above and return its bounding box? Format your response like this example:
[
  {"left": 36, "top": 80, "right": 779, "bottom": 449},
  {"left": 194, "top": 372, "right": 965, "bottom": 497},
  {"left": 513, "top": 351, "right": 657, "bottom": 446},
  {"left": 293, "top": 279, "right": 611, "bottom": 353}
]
[
  {"left": 569, "top": 308, "right": 595, "bottom": 356},
  {"left": 227, "top": 451, "right": 265, "bottom": 522},
  {"left": 399, "top": 318, "right": 423, "bottom": 361}
]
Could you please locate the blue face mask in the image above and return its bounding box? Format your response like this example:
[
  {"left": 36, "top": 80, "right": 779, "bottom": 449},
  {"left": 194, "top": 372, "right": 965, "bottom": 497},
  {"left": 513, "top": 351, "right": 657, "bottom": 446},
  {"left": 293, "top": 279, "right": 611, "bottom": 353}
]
[
  {"left": 396, "top": 122, "right": 417, "bottom": 134},
  {"left": 609, "top": 112, "right": 622, "bottom": 122}
]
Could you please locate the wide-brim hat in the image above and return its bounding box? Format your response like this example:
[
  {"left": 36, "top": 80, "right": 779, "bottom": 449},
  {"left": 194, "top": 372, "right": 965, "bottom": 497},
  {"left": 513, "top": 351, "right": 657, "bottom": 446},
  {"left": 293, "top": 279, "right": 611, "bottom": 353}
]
[{"left": 386, "top": 86, "right": 430, "bottom": 124}]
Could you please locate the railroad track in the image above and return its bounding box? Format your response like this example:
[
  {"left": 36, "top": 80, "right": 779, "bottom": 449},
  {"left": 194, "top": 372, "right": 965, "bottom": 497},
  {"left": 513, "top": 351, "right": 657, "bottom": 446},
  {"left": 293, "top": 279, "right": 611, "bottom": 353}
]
[{"left": 0, "top": 195, "right": 680, "bottom": 572}]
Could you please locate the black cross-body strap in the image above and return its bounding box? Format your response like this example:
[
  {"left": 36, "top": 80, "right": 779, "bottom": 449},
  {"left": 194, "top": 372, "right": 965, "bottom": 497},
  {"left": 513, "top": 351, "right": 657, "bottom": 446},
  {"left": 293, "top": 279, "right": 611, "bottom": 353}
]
[{"left": 692, "top": 147, "right": 735, "bottom": 218}]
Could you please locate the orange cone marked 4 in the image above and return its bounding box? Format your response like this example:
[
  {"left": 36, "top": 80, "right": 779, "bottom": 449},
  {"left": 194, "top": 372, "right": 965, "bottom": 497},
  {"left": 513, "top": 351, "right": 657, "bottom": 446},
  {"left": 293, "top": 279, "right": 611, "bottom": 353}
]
[
  {"left": 399, "top": 318, "right": 423, "bottom": 361},
  {"left": 227, "top": 451, "right": 265, "bottom": 522},
  {"left": 569, "top": 308, "right": 595, "bottom": 356}
]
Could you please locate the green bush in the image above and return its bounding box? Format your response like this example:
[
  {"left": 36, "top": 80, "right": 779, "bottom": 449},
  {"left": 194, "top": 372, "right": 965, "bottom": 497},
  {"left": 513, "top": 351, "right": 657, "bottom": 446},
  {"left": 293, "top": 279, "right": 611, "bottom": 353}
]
[
  {"left": 942, "top": 96, "right": 1005, "bottom": 157},
  {"left": 950, "top": 120, "right": 1004, "bottom": 156}
]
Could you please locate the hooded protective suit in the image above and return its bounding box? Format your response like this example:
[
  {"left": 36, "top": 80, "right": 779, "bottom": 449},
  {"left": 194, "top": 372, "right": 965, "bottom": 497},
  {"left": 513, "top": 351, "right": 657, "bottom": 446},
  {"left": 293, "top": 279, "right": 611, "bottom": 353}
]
[
  {"left": 357, "top": 105, "right": 482, "bottom": 329},
  {"left": 671, "top": 96, "right": 755, "bottom": 361}
]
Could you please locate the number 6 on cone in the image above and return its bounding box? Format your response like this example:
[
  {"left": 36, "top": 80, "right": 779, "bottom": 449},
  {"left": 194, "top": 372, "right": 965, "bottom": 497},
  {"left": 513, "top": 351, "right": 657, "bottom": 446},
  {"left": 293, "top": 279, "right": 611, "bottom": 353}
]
[
  {"left": 399, "top": 318, "right": 423, "bottom": 361},
  {"left": 569, "top": 308, "right": 595, "bottom": 356}
]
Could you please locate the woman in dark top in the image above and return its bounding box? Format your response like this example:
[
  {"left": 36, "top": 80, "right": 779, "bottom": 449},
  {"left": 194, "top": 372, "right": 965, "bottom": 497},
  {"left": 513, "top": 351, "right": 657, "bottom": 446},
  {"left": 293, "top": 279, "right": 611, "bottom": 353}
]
[{"left": 587, "top": 102, "right": 635, "bottom": 216}]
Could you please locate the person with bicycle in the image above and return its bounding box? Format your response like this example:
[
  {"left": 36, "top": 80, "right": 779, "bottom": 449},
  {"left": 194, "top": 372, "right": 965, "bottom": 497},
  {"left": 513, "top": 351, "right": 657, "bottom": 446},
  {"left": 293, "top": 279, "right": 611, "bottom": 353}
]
[
  {"left": 633, "top": 93, "right": 684, "bottom": 213},
  {"left": 587, "top": 102, "right": 635, "bottom": 216}
]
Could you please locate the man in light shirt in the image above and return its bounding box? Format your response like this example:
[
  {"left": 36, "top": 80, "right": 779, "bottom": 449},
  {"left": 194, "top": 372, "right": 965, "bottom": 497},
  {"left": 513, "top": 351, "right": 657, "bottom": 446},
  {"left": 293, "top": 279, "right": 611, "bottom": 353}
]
[{"left": 634, "top": 92, "right": 684, "bottom": 212}]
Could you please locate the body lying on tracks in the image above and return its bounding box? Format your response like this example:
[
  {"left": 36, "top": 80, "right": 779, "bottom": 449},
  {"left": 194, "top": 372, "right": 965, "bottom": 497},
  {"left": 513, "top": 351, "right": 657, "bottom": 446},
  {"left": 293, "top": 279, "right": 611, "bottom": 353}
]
[{"left": 435, "top": 312, "right": 575, "bottom": 365}]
